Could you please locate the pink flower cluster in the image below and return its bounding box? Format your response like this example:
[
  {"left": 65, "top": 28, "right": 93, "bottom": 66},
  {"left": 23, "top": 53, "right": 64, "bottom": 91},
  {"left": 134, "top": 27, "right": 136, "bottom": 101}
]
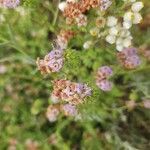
[
  {"left": 117, "top": 47, "right": 141, "bottom": 69},
  {"left": 46, "top": 79, "right": 91, "bottom": 122},
  {"left": 36, "top": 30, "right": 74, "bottom": 74},
  {"left": 46, "top": 104, "right": 78, "bottom": 122},
  {"left": 0, "top": 0, "right": 20, "bottom": 8},
  {"left": 96, "top": 66, "right": 113, "bottom": 91},
  {"left": 52, "top": 79, "right": 92, "bottom": 105}
]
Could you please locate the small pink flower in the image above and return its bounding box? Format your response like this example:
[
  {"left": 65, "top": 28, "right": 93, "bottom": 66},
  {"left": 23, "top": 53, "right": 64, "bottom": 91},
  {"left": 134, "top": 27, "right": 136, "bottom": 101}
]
[
  {"left": 100, "top": 0, "right": 112, "bottom": 11},
  {"left": 96, "top": 66, "right": 113, "bottom": 91},
  {"left": 61, "top": 104, "right": 78, "bottom": 116},
  {"left": 143, "top": 100, "right": 150, "bottom": 109},
  {"left": 1, "top": 0, "right": 20, "bottom": 8},
  {"left": 76, "top": 14, "right": 87, "bottom": 27},
  {"left": 46, "top": 105, "right": 60, "bottom": 122}
]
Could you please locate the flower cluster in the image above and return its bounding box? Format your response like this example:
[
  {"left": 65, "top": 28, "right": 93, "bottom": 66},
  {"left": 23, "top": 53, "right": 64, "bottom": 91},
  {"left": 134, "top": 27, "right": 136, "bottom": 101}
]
[
  {"left": 0, "top": 0, "right": 20, "bottom": 8},
  {"left": 52, "top": 79, "right": 92, "bottom": 105},
  {"left": 46, "top": 104, "right": 78, "bottom": 122},
  {"left": 105, "top": 1, "right": 143, "bottom": 51},
  {"left": 117, "top": 47, "right": 141, "bottom": 69},
  {"left": 106, "top": 17, "right": 133, "bottom": 51},
  {"left": 36, "top": 0, "right": 144, "bottom": 123},
  {"left": 46, "top": 79, "right": 91, "bottom": 122},
  {"left": 36, "top": 49, "right": 64, "bottom": 74},
  {"left": 46, "top": 105, "right": 60, "bottom": 122},
  {"left": 123, "top": 1, "right": 143, "bottom": 29},
  {"left": 59, "top": 0, "right": 112, "bottom": 26},
  {"left": 36, "top": 30, "right": 74, "bottom": 74},
  {"left": 96, "top": 66, "right": 113, "bottom": 91}
]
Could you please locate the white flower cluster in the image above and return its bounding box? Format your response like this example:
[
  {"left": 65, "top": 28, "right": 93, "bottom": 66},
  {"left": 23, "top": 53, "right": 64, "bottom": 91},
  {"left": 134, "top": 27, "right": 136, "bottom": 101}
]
[
  {"left": 123, "top": 1, "right": 144, "bottom": 29},
  {"left": 105, "top": 1, "right": 143, "bottom": 51},
  {"left": 106, "top": 16, "right": 132, "bottom": 51}
]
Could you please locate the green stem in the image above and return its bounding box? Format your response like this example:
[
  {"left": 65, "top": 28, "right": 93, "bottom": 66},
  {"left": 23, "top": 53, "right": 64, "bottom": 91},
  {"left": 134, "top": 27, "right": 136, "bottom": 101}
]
[{"left": 52, "top": 0, "right": 60, "bottom": 26}]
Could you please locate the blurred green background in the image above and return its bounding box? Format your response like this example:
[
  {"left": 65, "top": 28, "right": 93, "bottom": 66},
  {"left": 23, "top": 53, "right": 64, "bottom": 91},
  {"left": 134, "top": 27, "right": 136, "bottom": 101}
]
[{"left": 0, "top": 0, "right": 150, "bottom": 149}]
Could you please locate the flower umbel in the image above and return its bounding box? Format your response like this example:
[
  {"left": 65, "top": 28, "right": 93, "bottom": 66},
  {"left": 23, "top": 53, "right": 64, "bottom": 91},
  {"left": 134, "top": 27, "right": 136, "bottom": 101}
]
[{"left": 52, "top": 79, "right": 92, "bottom": 105}]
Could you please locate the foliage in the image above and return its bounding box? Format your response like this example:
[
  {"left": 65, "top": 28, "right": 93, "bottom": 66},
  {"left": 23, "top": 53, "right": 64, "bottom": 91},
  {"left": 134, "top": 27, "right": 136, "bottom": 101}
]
[{"left": 0, "top": 0, "right": 150, "bottom": 149}]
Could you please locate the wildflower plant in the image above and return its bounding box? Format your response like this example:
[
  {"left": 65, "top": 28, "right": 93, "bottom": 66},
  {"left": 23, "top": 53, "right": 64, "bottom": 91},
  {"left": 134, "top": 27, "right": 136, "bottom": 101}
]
[
  {"left": 36, "top": 0, "right": 145, "bottom": 122},
  {"left": 0, "top": 0, "right": 150, "bottom": 149}
]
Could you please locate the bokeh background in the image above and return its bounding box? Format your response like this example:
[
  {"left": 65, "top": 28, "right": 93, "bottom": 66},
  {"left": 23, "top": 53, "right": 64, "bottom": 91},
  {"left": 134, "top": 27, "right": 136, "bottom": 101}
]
[{"left": 0, "top": 0, "right": 150, "bottom": 149}]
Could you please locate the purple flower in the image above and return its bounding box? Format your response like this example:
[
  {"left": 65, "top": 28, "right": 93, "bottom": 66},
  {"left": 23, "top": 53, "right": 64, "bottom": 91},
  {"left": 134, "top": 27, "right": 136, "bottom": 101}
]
[
  {"left": 96, "top": 80, "right": 112, "bottom": 91},
  {"left": 122, "top": 47, "right": 137, "bottom": 57},
  {"left": 82, "top": 84, "right": 92, "bottom": 96},
  {"left": 98, "top": 66, "right": 113, "bottom": 77},
  {"left": 47, "top": 50, "right": 63, "bottom": 60},
  {"left": 125, "top": 55, "right": 141, "bottom": 69},
  {"left": 48, "top": 58, "right": 64, "bottom": 72},
  {"left": 75, "top": 83, "right": 92, "bottom": 96},
  {"left": 117, "top": 47, "right": 141, "bottom": 69},
  {"left": 100, "top": 0, "right": 112, "bottom": 11},
  {"left": 61, "top": 104, "right": 78, "bottom": 116},
  {"left": 75, "top": 83, "right": 84, "bottom": 94}
]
